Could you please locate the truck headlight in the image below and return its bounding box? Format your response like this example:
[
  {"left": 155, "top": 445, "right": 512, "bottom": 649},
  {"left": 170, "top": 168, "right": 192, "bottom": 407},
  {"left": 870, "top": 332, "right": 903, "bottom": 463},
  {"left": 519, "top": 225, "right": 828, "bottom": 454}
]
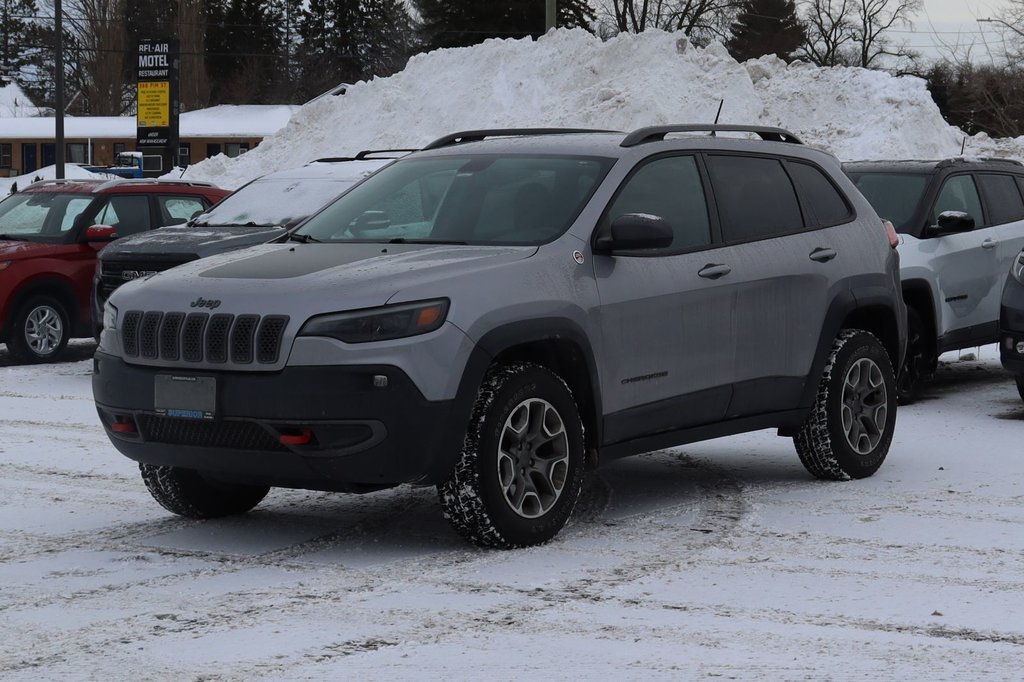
[
  {"left": 103, "top": 301, "right": 118, "bottom": 331},
  {"left": 1013, "top": 251, "right": 1024, "bottom": 285},
  {"left": 298, "top": 299, "right": 449, "bottom": 343}
]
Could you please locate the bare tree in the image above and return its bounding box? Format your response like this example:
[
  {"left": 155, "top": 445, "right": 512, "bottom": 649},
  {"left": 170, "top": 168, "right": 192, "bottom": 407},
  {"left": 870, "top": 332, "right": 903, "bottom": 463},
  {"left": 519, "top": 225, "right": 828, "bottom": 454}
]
[
  {"left": 175, "top": 0, "right": 208, "bottom": 111},
  {"left": 597, "top": 0, "right": 744, "bottom": 44},
  {"left": 64, "top": 0, "right": 128, "bottom": 115},
  {"left": 849, "top": 0, "right": 921, "bottom": 68},
  {"left": 800, "top": 0, "right": 854, "bottom": 66}
]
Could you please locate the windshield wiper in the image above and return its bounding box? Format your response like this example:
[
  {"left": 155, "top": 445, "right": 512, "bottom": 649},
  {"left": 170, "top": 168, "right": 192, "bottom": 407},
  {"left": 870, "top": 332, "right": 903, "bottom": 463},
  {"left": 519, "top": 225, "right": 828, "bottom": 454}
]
[
  {"left": 288, "top": 232, "right": 321, "bottom": 243},
  {"left": 0, "top": 234, "right": 28, "bottom": 241},
  {"left": 386, "top": 238, "right": 467, "bottom": 245}
]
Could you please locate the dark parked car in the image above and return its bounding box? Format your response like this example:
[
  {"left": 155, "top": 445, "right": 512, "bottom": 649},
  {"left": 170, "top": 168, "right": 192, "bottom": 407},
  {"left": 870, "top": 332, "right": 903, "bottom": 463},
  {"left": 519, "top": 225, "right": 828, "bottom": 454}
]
[
  {"left": 999, "top": 249, "right": 1024, "bottom": 399},
  {"left": 0, "top": 178, "right": 229, "bottom": 362},
  {"left": 92, "top": 153, "right": 408, "bottom": 333}
]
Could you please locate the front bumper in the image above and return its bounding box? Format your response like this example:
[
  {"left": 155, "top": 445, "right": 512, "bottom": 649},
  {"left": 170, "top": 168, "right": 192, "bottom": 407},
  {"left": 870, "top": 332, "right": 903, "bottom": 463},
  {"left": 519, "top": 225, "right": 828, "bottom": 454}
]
[
  {"left": 92, "top": 352, "right": 468, "bottom": 491},
  {"left": 1000, "top": 275, "right": 1024, "bottom": 374}
]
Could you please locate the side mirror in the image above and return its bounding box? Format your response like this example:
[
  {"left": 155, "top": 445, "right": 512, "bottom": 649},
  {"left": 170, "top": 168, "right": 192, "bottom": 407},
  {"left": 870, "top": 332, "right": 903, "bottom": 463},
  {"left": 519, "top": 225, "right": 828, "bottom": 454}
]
[
  {"left": 349, "top": 210, "right": 391, "bottom": 235},
  {"left": 85, "top": 225, "right": 119, "bottom": 242},
  {"left": 929, "top": 211, "right": 975, "bottom": 237},
  {"left": 595, "top": 213, "right": 674, "bottom": 252}
]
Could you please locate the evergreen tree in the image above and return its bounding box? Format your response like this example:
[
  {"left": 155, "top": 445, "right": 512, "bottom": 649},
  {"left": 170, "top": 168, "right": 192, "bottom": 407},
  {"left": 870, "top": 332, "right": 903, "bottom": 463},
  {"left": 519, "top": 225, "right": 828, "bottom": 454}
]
[
  {"left": 0, "top": 0, "right": 44, "bottom": 88},
  {"left": 412, "top": 0, "right": 594, "bottom": 52},
  {"left": 726, "top": 0, "right": 805, "bottom": 63},
  {"left": 297, "top": 0, "right": 364, "bottom": 98},
  {"left": 359, "top": 0, "right": 413, "bottom": 79},
  {"left": 206, "top": 0, "right": 291, "bottom": 103}
]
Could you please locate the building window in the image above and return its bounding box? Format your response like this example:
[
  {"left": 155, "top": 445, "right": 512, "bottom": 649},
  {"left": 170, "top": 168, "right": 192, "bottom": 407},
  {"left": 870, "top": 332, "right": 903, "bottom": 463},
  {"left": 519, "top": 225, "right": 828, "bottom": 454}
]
[
  {"left": 113, "top": 143, "right": 126, "bottom": 156},
  {"left": 0, "top": 143, "right": 11, "bottom": 168},
  {"left": 225, "top": 142, "right": 249, "bottom": 158},
  {"left": 178, "top": 143, "right": 192, "bottom": 167},
  {"left": 66, "top": 143, "right": 96, "bottom": 164}
]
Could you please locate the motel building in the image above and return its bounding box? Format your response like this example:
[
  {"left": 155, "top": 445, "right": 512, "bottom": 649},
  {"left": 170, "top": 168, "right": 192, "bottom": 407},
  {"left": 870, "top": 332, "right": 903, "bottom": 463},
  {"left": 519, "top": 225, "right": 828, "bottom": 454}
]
[{"left": 1, "top": 82, "right": 297, "bottom": 177}]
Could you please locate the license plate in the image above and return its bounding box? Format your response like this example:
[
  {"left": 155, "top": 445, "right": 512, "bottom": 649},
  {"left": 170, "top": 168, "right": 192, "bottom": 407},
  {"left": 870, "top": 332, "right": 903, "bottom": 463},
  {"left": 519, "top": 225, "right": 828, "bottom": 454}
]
[{"left": 155, "top": 375, "right": 216, "bottom": 420}]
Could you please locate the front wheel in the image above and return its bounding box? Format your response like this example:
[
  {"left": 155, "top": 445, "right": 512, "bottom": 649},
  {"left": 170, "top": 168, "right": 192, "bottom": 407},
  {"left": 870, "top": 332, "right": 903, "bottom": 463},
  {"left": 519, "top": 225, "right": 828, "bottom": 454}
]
[
  {"left": 794, "top": 330, "right": 897, "bottom": 480},
  {"left": 1015, "top": 375, "right": 1024, "bottom": 403},
  {"left": 438, "top": 362, "right": 585, "bottom": 548},
  {"left": 897, "top": 307, "right": 933, "bottom": 404},
  {"left": 6, "top": 296, "right": 70, "bottom": 363},
  {"left": 139, "top": 464, "right": 269, "bottom": 518}
]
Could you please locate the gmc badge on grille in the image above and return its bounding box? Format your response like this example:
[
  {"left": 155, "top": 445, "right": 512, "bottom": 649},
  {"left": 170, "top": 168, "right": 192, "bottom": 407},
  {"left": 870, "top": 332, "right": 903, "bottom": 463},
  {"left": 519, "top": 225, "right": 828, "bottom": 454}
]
[
  {"left": 190, "top": 297, "right": 222, "bottom": 309},
  {"left": 121, "top": 270, "right": 157, "bottom": 281}
]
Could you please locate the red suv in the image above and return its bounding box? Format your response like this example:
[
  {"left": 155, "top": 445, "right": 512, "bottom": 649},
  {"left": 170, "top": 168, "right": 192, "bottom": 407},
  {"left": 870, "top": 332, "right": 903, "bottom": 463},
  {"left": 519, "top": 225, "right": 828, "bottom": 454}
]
[{"left": 0, "top": 178, "right": 230, "bottom": 363}]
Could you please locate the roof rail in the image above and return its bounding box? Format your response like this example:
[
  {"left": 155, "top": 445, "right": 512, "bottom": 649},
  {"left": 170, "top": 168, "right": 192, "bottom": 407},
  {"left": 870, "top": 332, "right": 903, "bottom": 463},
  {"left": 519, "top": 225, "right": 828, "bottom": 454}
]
[
  {"left": 25, "top": 178, "right": 99, "bottom": 187},
  {"left": 310, "top": 149, "right": 418, "bottom": 164},
  {"left": 423, "top": 128, "right": 619, "bottom": 150},
  {"left": 621, "top": 125, "right": 803, "bottom": 147},
  {"left": 937, "top": 157, "right": 1023, "bottom": 169}
]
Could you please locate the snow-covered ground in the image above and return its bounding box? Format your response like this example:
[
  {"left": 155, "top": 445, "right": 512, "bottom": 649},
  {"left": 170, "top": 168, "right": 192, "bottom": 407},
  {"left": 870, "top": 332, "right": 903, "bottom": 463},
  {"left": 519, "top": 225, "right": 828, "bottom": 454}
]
[{"left": 2, "top": 341, "right": 1022, "bottom": 679}]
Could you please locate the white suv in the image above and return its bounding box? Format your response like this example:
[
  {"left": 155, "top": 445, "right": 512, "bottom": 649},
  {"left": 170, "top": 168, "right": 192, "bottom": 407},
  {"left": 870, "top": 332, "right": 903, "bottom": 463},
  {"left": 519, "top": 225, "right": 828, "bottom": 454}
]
[{"left": 846, "top": 158, "right": 1024, "bottom": 400}]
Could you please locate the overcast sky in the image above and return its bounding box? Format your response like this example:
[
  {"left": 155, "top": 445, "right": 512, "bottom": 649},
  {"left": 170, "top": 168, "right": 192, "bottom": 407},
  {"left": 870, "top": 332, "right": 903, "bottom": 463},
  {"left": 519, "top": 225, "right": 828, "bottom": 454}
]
[{"left": 907, "top": 0, "right": 1017, "bottom": 60}]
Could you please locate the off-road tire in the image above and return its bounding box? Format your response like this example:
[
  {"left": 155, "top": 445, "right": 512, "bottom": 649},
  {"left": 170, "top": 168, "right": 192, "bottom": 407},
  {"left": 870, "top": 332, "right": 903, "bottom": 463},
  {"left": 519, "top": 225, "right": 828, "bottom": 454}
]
[
  {"left": 7, "top": 296, "right": 70, "bottom": 363},
  {"left": 438, "top": 362, "right": 585, "bottom": 548},
  {"left": 896, "top": 306, "right": 932, "bottom": 404},
  {"left": 794, "top": 329, "right": 896, "bottom": 481},
  {"left": 140, "top": 464, "right": 269, "bottom": 518}
]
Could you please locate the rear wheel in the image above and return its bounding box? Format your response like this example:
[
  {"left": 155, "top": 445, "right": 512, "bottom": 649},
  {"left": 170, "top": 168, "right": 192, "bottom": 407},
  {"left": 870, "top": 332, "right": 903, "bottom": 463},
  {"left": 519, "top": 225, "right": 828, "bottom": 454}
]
[
  {"left": 139, "top": 464, "right": 269, "bottom": 518},
  {"left": 794, "top": 330, "right": 896, "bottom": 480},
  {"left": 438, "top": 362, "right": 585, "bottom": 548},
  {"left": 7, "top": 296, "right": 70, "bottom": 363},
  {"left": 1015, "top": 375, "right": 1024, "bottom": 403}
]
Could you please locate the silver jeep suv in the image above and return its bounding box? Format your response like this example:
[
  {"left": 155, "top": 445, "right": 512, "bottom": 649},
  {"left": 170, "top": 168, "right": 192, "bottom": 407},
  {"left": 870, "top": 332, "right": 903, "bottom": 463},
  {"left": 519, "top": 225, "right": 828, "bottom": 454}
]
[{"left": 93, "top": 126, "right": 907, "bottom": 548}]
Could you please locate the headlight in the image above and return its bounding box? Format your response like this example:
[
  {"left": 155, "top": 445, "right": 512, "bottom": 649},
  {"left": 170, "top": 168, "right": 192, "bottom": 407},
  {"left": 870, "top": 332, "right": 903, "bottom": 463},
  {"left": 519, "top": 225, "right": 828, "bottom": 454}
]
[
  {"left": 0, "top": 260, "right": 11, "bottom": 271},
  {"left": 1013, "top": 252, "right": 1024, "bottom": 285},
  {"left": 103, "top": 301, "right": 118, "bottom": 331},
  {"left": 298, "top": 299, "right": 449, "bottom": 344}
]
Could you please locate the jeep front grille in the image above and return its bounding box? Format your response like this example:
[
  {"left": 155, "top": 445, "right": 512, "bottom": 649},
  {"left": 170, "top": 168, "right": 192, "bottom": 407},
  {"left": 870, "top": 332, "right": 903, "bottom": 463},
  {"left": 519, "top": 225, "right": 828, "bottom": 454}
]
[{"left": 121, "top": 311, "right": 289, "bottom": 365}]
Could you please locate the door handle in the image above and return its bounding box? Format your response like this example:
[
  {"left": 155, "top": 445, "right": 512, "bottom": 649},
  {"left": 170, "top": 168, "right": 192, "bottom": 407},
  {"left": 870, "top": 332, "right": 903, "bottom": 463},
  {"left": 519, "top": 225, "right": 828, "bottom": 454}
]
[
  {"left": 698, "top": 263, "right": 731, "bottom": 279},
  {"left": 809, "top": 247, "right": 837, "bottom": 262},
  {"left": 982, "top": 238, "right": 999, "bottom": 250}
]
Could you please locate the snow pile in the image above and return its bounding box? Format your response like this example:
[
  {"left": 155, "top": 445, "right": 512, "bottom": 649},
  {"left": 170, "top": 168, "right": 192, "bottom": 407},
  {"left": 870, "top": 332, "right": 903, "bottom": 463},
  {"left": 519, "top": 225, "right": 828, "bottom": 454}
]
[
  {"left": 0, "top": 81, "right": 42, "bottom": 117},
  {"left": 182, "top": 29, "right": 1024, "bottom": 189},
  {"left": 0, "top": 164, "right": 115, "bottom": 197}
]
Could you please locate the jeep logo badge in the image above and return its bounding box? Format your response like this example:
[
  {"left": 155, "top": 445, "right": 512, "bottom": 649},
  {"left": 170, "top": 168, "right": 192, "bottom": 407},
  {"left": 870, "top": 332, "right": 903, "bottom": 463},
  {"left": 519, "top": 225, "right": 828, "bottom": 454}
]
[{"left": 190, "top": 297, "right": 222, "bottom": 309}]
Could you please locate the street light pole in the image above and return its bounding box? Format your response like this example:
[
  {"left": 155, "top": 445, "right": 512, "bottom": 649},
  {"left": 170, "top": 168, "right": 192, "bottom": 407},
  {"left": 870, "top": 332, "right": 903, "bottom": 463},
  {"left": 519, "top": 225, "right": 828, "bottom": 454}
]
[
  {"left": 546, "top": 0, "right": 556, "bottom": 32},
  {"left": 978, "top": 17, "right": 1024, "bottom": 39},
  {"left": 54, "top": 0, "right": 65, "bottom": 179}
]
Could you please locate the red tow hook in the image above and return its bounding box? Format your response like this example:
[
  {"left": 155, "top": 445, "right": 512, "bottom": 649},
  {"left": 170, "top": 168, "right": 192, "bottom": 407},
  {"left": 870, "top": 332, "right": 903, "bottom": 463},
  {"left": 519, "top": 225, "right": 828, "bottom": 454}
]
[
  {"left": 279, "top": 428, "right": 313, "bottom": 446},
  {"left": 110, "top": 417, "right": 137, "bottom": 434}
]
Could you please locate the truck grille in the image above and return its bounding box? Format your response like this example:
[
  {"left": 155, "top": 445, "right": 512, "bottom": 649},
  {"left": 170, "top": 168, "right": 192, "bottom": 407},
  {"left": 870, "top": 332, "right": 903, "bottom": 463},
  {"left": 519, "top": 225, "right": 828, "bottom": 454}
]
[
  {"left": 137, "top": 414, "right": 288, "bottom": 451},
  {"left": 121, "top": 311, "right": 289, "bottom": 365},
  {"left": 97, "top": 257, "right": 196, "bottom": 313}
]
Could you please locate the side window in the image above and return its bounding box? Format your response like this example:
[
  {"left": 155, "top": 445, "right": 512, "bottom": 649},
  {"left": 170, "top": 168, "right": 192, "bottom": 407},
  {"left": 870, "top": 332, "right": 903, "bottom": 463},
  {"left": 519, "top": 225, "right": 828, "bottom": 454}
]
[
  {"left": 788, "top": 161, "right": 852, "bottom": 226},
  {"left": 60, "top": 198, "right": 94, "bottom": 232},
  {"left": 159, "top": 196, "right": 207, "bottom": 225},
  {"left": 606, "top": 155, "right": 711, "bottom": 250},
  {"left": 95, "top": 195, "right": 151, "bottom": 237},
  {"left": 706, "top": 155, "right": 803, "bottom": 242},
  {"left": 977, "top": 174, "right": 1024, "bottom": 224},
  {"left": 931, "top": 175, "right": 984, "bottom": 226}
]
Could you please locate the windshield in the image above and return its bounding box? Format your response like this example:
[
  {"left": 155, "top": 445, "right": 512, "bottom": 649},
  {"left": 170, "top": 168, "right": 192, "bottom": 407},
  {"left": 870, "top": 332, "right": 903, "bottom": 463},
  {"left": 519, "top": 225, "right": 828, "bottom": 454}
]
[
  {"left": 293, "top": 154, "right": 615, "bottom": 244},
  {"left": 193, "top": 175, "right": 368, "bottom": 228},
  {"left": 0, "top": 192, "right": 94, "bottom": 242},
  {"left": 849, "top": 172, "right": 929, "bottom": 233}
]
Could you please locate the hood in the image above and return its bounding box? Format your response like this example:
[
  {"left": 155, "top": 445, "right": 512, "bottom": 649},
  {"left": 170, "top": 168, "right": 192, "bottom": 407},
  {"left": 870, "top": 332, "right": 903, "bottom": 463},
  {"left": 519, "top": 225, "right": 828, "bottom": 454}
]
[
  {"left": 109, "top": 242, "right": 537, "bottom": 317},
  {"left": 0, "top": 239, "right": 69, "bottom": 261},
  {"left": 101, "top": 225, "right": 287, "bottom": 261}
]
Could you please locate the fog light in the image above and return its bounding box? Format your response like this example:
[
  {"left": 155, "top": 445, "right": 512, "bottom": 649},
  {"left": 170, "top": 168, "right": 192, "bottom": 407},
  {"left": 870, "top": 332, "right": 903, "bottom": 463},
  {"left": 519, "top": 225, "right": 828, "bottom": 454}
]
[{"left": 1016, "top": 342, "right": 1024, "bottom": 354}]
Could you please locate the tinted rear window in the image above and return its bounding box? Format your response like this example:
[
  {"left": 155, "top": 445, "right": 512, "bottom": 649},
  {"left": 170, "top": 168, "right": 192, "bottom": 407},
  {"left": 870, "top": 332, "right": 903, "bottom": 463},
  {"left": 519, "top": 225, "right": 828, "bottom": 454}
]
[
  {"left": 788, "top": 162, "right": 852, "bottom": 226},
  {"left": 850, "top": 172, "right": 928, "bottom": 233},
  {"left": 707, "top": 155, "right": 803, "bottom": 242},
  {"left": 978, "top": 173, "right": 1024, "bottom": 224}
]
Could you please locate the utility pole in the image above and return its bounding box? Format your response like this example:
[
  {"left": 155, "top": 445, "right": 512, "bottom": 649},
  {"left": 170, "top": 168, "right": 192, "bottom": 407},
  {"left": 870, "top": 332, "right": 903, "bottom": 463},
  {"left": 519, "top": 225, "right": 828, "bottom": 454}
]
[
  {"left": 546, "top": 0, "right": 556, "bottom": 32},
  {"left": 55, "top": 0, "right": 65, "bottom": 179}
]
